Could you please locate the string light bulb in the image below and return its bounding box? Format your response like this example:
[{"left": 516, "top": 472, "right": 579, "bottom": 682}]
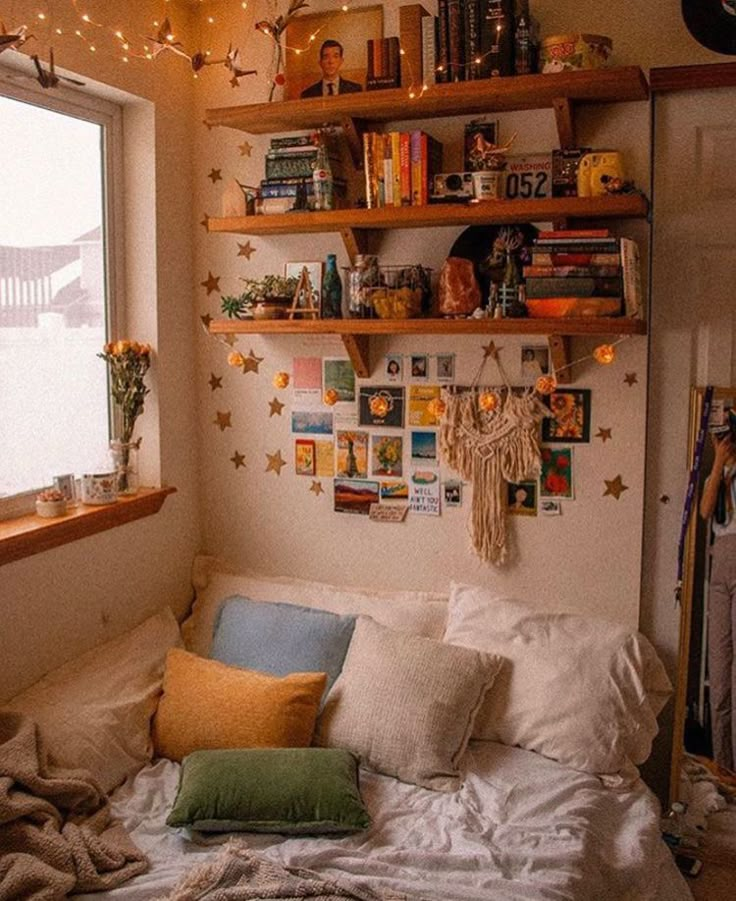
[{"left": 593, "top": 343, "right": 616, "bottom": 365}]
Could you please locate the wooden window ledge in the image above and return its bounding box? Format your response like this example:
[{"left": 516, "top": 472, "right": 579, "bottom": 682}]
[{"left": 0, "top": 486, "right": 176, "bottom": 567}]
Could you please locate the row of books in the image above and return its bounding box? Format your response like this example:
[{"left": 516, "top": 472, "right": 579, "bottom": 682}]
[
  {"left": 260, "top": 135, "right": 345, "bottom": 213},
  {"left": 363, "top": 130, "right": 443, "bottom": 209},
  {"left": 427, "top": 0, "right": 516, "bottom": 84},
  {"left": 366, "top": 37, "right": 401, "bottom": 91},
  {"left": 524, "top": 229, "right": 643, "bottom": 318}
]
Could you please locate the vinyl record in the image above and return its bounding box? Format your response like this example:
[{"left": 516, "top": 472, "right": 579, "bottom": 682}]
[{"left": 682, "top": 0, "right": 736, "bottom": 55}]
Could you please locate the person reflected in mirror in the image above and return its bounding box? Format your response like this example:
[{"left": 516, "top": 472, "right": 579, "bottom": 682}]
[
  {"left": 301, "top": 40, "right": 363, "bottom": 98},
  {"left": 700, "top": 418, "right": 736, "bottom": 774}
]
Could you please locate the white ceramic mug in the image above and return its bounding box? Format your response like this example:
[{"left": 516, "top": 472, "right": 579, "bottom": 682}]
[{"left": 81, "top": 472, "right": 118, "bottom": 505}]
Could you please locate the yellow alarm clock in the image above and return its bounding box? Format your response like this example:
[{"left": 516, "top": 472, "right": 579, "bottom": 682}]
[{"left": 577, "top": 152, "right": 625, "bottom": 198}]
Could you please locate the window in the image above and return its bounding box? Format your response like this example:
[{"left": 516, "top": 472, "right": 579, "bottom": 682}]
[{"left": 0, "top": 80, "right": 122, "bottom": 513}]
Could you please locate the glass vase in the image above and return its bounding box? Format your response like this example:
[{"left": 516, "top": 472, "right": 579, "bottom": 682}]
[{"left": 110, "top": 439, "right": 140, "bottom": 496}]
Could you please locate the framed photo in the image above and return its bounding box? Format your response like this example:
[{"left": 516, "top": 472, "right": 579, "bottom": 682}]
[
  {"left": 285, "top": 261, "right": 322, "bottom": 313},
  {"left": 295, "top": 439, "right": 316, "bottom": 475},
  {"left": 520, "top": 345, "right": 550, "bottom": 381},
  {"left": 506, "top": 480, "right": 537, "bottom": 515},
  {"left": 542, "top": 389, "right": 591, "bottom": 443},
  {"left": 285, "top": 5, "right": 383, "bottom": 101},
  {"left": 540, "top": 447, "right": 574, "bottom": 499}
]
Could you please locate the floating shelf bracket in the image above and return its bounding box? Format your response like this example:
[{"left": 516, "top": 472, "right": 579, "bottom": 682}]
[
  {"left": 341, "top": 333, "right": 370, "bottom": 378},
  {"left": 339, "top": 116, "right": 369, "bottom": 170},
  {"left": 547, "top": 334, "right": 571, "bottom": 384},
  {"left": 552, "top": 97, "right": 576, "bottom": 149}
]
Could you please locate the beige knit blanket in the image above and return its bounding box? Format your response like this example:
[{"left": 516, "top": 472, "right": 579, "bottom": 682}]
[{"left": 0, "top": 711, "right": 148, "bottom": 900}]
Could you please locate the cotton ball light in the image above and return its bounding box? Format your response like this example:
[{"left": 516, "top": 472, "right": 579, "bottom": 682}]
[
  {"left": 323, "top": 388, "right": 339, "bottom": 406},
  {"left": 593, "top": 343, "right": 616, "bottom": 365},
  {"left": 478, "top": 391, "right": 498, "bottom": 412},
  {"left": 535, "top": 375, "right": 558, "bottom": 395},
  {"left": 228, "top": 351, "right": 245, "bottom": 368},
  {"left": 369, "top": 393, "right": 391, "bottom": 417},
  {"left": 427, "top": 397, "right": 446, "bottom": 418},
  {"left": 273, "top": 371, "right": 290, "bottom": 389}
]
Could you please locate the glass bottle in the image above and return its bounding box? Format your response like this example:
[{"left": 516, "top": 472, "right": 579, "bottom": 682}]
[
  {"left": 321, "top": 254, "right": 343, "bottom": 319},
  {"left": 312, "top": 137, "right": 334, "bottom": 211},
  {"left": 109, "top": 439, "right": 140, "bottom": 496}
]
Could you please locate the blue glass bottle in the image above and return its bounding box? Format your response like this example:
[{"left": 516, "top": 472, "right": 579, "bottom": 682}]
[{"left": 321, "top": 254, "right": 342, "bottom": 319}]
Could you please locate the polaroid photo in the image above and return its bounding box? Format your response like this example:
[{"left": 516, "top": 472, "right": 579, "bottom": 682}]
[
  {"left": 410, "top": 354, "right": 429, "bottom": 380},
  {"left": 436, "top": 353, "right": 455, "bottom": 382},
  {"left": 385, "top": 354, "right": 403, "bottom": 382}
]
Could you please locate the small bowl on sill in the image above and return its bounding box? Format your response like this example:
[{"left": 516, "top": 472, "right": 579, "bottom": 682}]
[{"left": 35, "top": 491, "right": 68, "bottom": 518}]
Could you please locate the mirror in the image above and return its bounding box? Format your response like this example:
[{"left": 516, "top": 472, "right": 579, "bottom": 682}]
[{"left": 671, "top": 386, "right": 736, "bottom": 859}]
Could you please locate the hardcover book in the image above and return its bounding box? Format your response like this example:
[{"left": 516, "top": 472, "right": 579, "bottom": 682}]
[{"left": 399, "top": 4, "right": 430, "bottom": 88}]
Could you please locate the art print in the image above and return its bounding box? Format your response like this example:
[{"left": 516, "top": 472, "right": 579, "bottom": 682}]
[
  {"left": 540, "top": 447, "right": 574, "bottom": 499},
  {"left": 336, "top": 430, "right": 368, "bottom": 478},
  {"left": 323, "top": 358, "right": 356, "bottom": 403},
  {"left": 285, "top": 263, "right": 322, "bottom": 313},
  {"left": 334, "top": 478, "right": 380, "bottom": 516},
  {"left": 411, "top": 430, "right": 437, "bottom": 462},
  {"left": 409, "top": 468, "right": 441, "bottom": 516},
  {"left": 291, "top": 410, "right": 333, "bottom": 435},
  {"left": 358, "top": 386, "right": 405, "bottom": 428},
  {"left": 314, "top": 439, "right": 335, "bottom": 477},
  {"left": 371, "top": 434, "right": 403, "bottom": 477},
  {"left": 506, "top": 480, "right": 537, "bottom": 515},
  {"left": 409, "top": 385, "right": 442, "bottom": 426},
  {"left": 542, "top": 389, "right": 591, "bottom": 443},
  {"left": 380, "top": 480, "right": 409, "bottom": 501},
  {"left": 294, "top": 439, "right": 316, "bottom": 476}
]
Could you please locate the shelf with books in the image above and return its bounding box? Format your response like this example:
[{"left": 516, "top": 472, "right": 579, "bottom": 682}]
[{"left": 208, "top": 316, "right": 646, "bottom": 379}]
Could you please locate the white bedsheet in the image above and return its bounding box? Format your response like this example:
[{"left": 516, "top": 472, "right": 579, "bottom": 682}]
[{"left": 81, "top": 742, "right": 691, "bottom": 901}]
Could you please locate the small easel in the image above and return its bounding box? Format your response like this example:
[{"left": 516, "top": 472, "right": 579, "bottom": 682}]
[{"left": 288, "top": 265, "right": 320, "bottom": 319}]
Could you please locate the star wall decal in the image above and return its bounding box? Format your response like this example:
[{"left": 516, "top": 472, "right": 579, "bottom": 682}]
[
  {"left": 214, "top": 411, "right": 232, "bottom": 431},
  {"left": 237, "top": 241, "right": 256, "bottom": 259},
  {"left": 603, "top": 475, "right": 629, "bottom": 500},
  {"left": 230, "top": 450, "right": 246, "bottom": 469},
  {"left": 595, "top": 427, "right": 613, "bottom": 443},
  {"left": 203, "top": 120, "right": 215, "bottom": 131},
  {"left": 482, "top": 341, "right": 502, "bottom": 361},
  {"left": 242, "top": 349, "right": 264, "bottom": 373},
  {"left": 209, "top": 373, "right": 223, "bottom": 391},
  {"left": 310, "top": 480, "right": 325, "bottom": 497},
  {"left": 269, "top": 396, "right": 285, "bottom": 417},
  {"left": 239, "top": 141, "right": 253, "bottom": 157},
  {"left": 201, "top": 271, "right": 221, "bottom": 295},
  {"left": 208, "top": 168, "right": 222, "bottom": 183},
  {"left": 200, "top": 213, "right": 210, "bottom": 229},
  {"left": 624, "top": 372, "right": 638, "bottom": 387},
  {"left": 222, "top": 333, "right": 238, "bottom": 347},
  {"left": 200, "top": 313, "right": 213, "bottom": 329},
  {"left": 266, "top": 450, "right": 286, "bottom": 475}
]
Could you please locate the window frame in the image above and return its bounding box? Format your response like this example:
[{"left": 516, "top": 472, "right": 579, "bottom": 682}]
[{"left": 0, "top": 73, "right": 125, "bottom": 518}]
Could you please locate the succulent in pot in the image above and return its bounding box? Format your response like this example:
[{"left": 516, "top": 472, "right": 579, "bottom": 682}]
[{"left": 221, "top": 274, "right": 299, "bottom": 320}]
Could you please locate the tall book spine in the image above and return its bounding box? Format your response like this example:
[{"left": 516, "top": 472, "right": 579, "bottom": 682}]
[
  {"left": 447, "top": 0, "right": 464, "bottom": 82},
  {"left": 620, "top": 237, "right": 643, "bottom": 317},
  {"left": 479, "top": 0, "right": 514, "bottom": 78},
  {"left": 399, "top": 4, "right": 429, "bottom": 88},
  {"left": 366, "top": 39, "right": 375, "bottom": 84},
  {"left": 378, "top": 134, "right": 390, "bottom": 207},
  {"left": 525, "top": 276, "right": 623, "bottom": 298},
  {"left": 464, "top": 0, "right": 481, "bottom": 80},
  {"left": 436, "top": 0, "right": 450, "bottom": 82},
  {"left": 421, "top": 16, "right": 437, "bottom": 85},
  {"left": 364, "top": 132, "right": 376, "bottom": 209},
  {"left": 399, "top": 132, "right": 412, "bottom": 206},
  {"left": 410, "top": 130, "right": 422, "bottom": 205},
  {"left": 391, "top": 131, "right": 402, "bottom": 207}
]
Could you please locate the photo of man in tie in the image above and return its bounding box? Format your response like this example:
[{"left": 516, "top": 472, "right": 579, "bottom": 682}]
[{"left": 300, "top": 40, "right": 363, "bottom": 98}]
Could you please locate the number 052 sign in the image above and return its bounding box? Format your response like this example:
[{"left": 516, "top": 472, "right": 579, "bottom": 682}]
[{"left": 504, "top": 154, "right": 552, "bottom": 200}]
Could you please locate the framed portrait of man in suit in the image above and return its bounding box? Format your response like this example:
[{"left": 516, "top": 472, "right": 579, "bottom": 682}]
[{"left": 285, "top": 5, "right": 383, "bottom": 101}]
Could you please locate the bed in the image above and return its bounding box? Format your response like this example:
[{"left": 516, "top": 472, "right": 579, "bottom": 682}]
[{"left": 2, "top": 558, "right": 692, "bottom": 901}]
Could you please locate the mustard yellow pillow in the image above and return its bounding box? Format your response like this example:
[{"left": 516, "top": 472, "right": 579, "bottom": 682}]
[{"left": 152, "top": 648, "right": 326, "bottom": 762}]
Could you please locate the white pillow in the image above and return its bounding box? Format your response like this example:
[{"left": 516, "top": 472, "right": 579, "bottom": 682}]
[
  {"left": 443, "top": 583, "right": 672, "bottom": 782},
  {"left": 184, "top": 555, "right": 448, "bottom": 656},
  {"left": 4, "top": 608, "right": 181, "bottom": 792}
]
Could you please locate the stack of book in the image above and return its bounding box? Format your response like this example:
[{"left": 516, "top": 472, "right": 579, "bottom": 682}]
[
  {"left": 260, "top": 135, "right": 345, "bottom": 214},
  {"left": 363, "top": 130, "right": 443, "bottom": 209},
  {"left": 524, "top": 229, "right": 643, "bottom": 318}
]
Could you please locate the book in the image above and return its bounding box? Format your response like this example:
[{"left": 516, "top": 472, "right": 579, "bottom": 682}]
[
  {"left": 421, "top": 15, "right": 437, "bottom": 85},
  {"left": 260, "top": 180, "right": 346, "bottom": 198},
  {"left": 534, "top": 240, "right": 620, "bottom": 253},
  {"left": 525, "top": 276, "right": 623, "bottom": 298},
  {"left": 363, "top": 132, "right": 377, "bottom": 208},
  {"left": 531, "top": 252, "right": 622, "bottom": 267},
  {"left": 391, "top": 131, "right": 402, "bottom": 206},
  {"left": 399, "top": 4, "right": 430, "bottom": 88},
  {"left": 447, "top": 0, "right": 465, "bottom": 82},
  {"left": 479, "top": 0, "right": 514, "bottom": 78},
  {"left": 269, "top": 135, "right": 316, "bottom": 149},
  {"left": 400, "top": 132, "right": 412, "bottom": 206},
  {"left": 620, "top": 237, "right": 643, "bottom": 317},
  {"left": 536, "top": 229, "right": 611, "bottom": 241},
  {"left": 383, "top": 134, "right": 394, "bottom": 207},
  {"left": 410, "top": 130, "right": 443, "bottom": 205},
  {"left": 523, "top": 265, "right": 622, "bottom": 278},
  {"left": 436, "top": 0, "right": 450, "bottom": 82},
  {"left": 367, "top": 37, "right": 401, "bottom": 90},
  {"left": 265, "top": 155, "right": 318, "bottom": 180},
  {"left": 463, "top": 0, "right": 482, "bottom": 80}
]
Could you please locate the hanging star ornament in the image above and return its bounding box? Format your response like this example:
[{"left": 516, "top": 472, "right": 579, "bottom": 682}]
[
  {"left": 0, "top": 22, "right": 32, "bottom": 55},
  {"left": 214, "top": 411, "right": 232, "bottom": 431},
  {"left": 242, "top": 349, "right": 264, "bottom": 373},
  {"left": 209, "top": 373, "right": 223, "bottom": 391},
  {"left": 207, "top": 168, "right": 222, "bottom": 183},
  {"left": 269, "top": 397, "right": 285, "bottom": 417},
  {"left": 239, "top": 141, "right": 253, "bottom": 157},
  {"left": 201, "top": 272, "right": 221, "bottom": 295},
  {"left": 237, "top": 241, "right": 256, "bottom": 259},
  {"left": 603, "top": 475, "right": 629, "bottom": 500},
  {"left": 266, "top": 450, "right": 286, "bottom": 475},
  {"left": 595, "top": 427, "right": 613, "bottom": 443},
  {"left": 230, "top": 450, "right": 246, "bottom": 469},
  {"left": 624, "top": 372, "right": 638, "bottom": 387},
  {"left": 310, "top": 480, "right": 325, "bottom": 497},
  {"left": 482, "top": 341, "right": 502, "bottom": 361}
]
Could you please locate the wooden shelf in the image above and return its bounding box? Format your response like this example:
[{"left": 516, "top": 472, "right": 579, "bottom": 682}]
[
  {"left": 0, "top": 487, "right": 176, "bottom": 567},
  {"left": 210, "top": 317, "right": 646, "bottom": 378},
  {"left": 204, "top": 67, "right": 649, "bottom": 135}
]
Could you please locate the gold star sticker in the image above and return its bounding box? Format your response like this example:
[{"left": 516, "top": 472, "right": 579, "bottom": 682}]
[
  {"left": 222, "top": 333, "right": 238, "bottom": 347},
  {"left": 203, "top": 119, "right": 214, "bottom": 131},
  {"left": 200, "top": 213, "right": 210, "bottom": 230},
  {"left": 596, "top": 427, "right": 612, "bottom": 443},
  {"left": 242, "top": 349, "right": 264, "bottom": 373},
  {"left": 200, "top": 313, "right": 213, "bottom": 329},
  {"left": 266, "top": 450, "right": 286, "bottom": 475},
  {"left": 603, "top": 475, "right": 629, "bottom": 500},
  {"left": 482, "top": 341, "right": 502, "bottom": 361},
  {"left": 208, "top": 168, "right": 222, "bottom": 183},
  {"left": 239, "top": 141, "right": 252, "bottom": 157},
  {"left": 209, "top": 373, "right": 223, "bottom": 391},
  {"left": 214, "top": 411, "right": 232, "bottom": 431},
  {"left": 310, "top": 480, "right": 325, "bottom": 496},
  {"left": 624, "top": 372, "right": 638, "bottom": 387},
  {"left": 269, "top": 396, "right": 285, "bottom": 417},
  {"left": 230, "top": 450, "right": 246, "bottom": 469},
  {"left": 201, "top": 271, "right": 221, "bottom": 295},
  {"left": 237, "top": 241, "right": 255, "bottom": 259}
]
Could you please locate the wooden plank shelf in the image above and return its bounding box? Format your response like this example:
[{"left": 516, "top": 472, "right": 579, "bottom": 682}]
[
  {"left": 0, "top": 487, "right": 176, "bottom": 567},
  {"left": 204, "top": 67, "right": 649, "bottom": 134},
  {"left": 209, "top": 317, "right": 646, "bottom": 378}
]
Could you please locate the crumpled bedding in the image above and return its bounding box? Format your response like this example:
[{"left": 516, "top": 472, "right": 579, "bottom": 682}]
[{"left": 78, "top": 741, "right": 691, "bottom": 901}]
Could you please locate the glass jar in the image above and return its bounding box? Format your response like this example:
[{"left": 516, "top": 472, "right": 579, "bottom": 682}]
[
  {"left": 346, "top": 254, "right": 381, "bottom": 318},
  {"left": 109, "top": 439, "right": 140, "bottom": 496}
]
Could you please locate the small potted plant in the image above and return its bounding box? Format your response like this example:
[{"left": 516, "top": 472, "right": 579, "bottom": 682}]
[
  {"left": 36, "top": 488, "right": 68, "bottom": 518},
  {"left": 221, "top": 274, "right": 299, "bottom": 320}
]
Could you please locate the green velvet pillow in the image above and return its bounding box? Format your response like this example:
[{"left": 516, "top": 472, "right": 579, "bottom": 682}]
[{"left": 167, "top": 747, "right": 371, "bottom": 834}]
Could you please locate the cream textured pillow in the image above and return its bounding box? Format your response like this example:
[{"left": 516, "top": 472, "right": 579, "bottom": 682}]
[
  {"left": 4, "top": 608, "right": 181, "bottom": 792},
  {"left": 183, "top": 555, "right": 448, "bottom": 656},
  {"left": 153, "top": 648, "right": 326, "bottom": 762},
  {"left": 315, "top": 616, "right": 502, "bottom": 792},
  {"left": 443, "top": 583, "right": 672, "bottom": 780}
]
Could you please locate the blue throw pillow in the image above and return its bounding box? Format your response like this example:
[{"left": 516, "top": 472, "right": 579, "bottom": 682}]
[{"left": 211, "top": 597, "right": 356, "bottom": 694}]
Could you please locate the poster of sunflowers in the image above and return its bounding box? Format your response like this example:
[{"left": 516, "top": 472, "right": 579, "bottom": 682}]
[{"left": 541, "top": 389, "right": 591, "bottom": 443}]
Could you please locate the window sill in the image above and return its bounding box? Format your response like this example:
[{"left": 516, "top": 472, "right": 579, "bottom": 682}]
[{"left": 0, "top": 486, "right": 176, "bottom": 567}]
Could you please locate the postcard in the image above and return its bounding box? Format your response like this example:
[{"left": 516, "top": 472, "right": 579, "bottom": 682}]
[
  {"left": 507, "top": 480, "right": 537, "bottom": 515},
  {"left": 408, "top": 385, "right": 442, "bottom": 426},
  {"left": 369, "top": 503, "right": 408, "bottom": 523},
  {"left": 540, "top": 499, "right": 562, "bottom": 516},
  {"left": 371, "top": 434, "right": 403, "bottom": 477},
  {"left": 334, "top": 478, "right": 379, "bottom": 516},
  {"left": 443, "top": 480, "right": 463, "bottom": 507},
  {"left": 410, "top": 354, "right": 429, "bottom": 380},
  {"left": 314, "top": 439, "right": 335, "bottom": 477},
  {"left": 411, "top": 430, "right": 437, "bottom": 462},
  {"left": 295, "top": 439, "right": 316, "bottom": 476},
  {"left": 436, "top": 353, "right": 455, "bottom": 382},
  {"left": 293, "top": 356, "right": 323, "bottom": 407},
  {"left": 336, "top": 430, "right": 368, "bottom": 479},
  {"left": 540, "top": 447, "right": 574, "bottom": 499},
  {"left": 380, "top": 480, "right": 409, "bottom": 501},
  {"left": 358, "top": 386, "right": 405, "bottom": 428},
  {"left": 323, "top": 358, "right": 356, "bottom": 403},
  {"left": 291, "top": 410, "right": 333, "bottom": 435},
  {"left": 409, "top": 468, "right": 441, "bottom": 516}
]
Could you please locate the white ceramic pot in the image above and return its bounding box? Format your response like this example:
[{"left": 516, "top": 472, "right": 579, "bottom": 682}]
[
  {"left": 35, "top": 498, "right": 67, "bottom": 518},
  {"left": 81, "top": 472, "right": 118, "bottom": 505}
]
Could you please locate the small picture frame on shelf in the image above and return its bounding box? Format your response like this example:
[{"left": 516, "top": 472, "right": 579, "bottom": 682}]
[{"left": 285, "top": 261, "right": 323, "bottom": 313}]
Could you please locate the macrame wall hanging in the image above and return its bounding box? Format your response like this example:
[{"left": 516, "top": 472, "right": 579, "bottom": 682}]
[{"left": 439, "top": 344, "right": 546, "bottom": 565}]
